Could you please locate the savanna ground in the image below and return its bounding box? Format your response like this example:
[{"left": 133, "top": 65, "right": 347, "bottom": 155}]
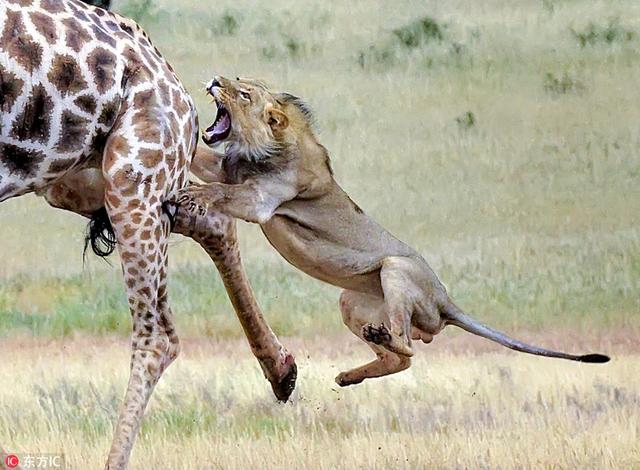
[{"left": 1, "top": 0, "right": 639, "bottom": 468}]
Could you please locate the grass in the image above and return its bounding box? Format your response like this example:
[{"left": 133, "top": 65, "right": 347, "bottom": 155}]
[
  {"left": 0, "top": 339, "right": 638, "bottom": 469},
  {"left": 2, "top": 1, "right": 639, "bottom": 467}
]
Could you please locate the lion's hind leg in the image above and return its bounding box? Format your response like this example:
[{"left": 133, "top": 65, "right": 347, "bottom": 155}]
[
  {"left": 336, "top": 290, "right": 411, "bottom": 387},
  {"left": 358, "top": 256, "right": 423, "bottom": 358}
]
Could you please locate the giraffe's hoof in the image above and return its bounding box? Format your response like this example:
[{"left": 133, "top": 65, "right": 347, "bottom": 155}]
[
  {"left": 269, "top": 356, "right": 298, "bottom": 402},
  {"left": 362, "top": 322, "right": 391, "bottom": 345}
]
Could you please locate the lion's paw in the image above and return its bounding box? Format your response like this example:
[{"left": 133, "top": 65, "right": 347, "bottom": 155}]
[
  {"left": 362, "top": 322, "right": 392, "bottom": 345},
  {"left": 335, "top": 372, "right": 363, "bottom": 387},
  {"left": 177, "top": 188, "right": 208, "bottom": 216}
]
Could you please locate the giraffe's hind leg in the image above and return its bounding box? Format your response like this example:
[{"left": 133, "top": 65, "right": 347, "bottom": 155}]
[
  {"left": 100, "top": 131, "right": 181, "bottom": 469},
  {"left": 336, "top": 290, "right": 411, "bottom": 387}
]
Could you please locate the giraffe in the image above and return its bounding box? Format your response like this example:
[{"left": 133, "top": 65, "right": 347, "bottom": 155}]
[{"left": 0, "top": 0, "right": 296, "bottom": 468}]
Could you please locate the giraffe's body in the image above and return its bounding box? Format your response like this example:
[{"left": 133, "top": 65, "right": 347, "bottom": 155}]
[
  {"left": 0, "top": 0, "right": 195, "bottom": 202},
  {"left": 0, "top": 1, "right": 296, "bottom": 468}
]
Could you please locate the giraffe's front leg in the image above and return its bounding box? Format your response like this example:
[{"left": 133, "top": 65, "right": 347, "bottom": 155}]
[{"left": 172, "top": 205, "right": 297, "bottom": 402}]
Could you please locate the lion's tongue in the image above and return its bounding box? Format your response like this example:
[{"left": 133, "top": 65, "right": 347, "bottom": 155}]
[{"left": 207, "top": 111, "right": 230, "bottom": 136}]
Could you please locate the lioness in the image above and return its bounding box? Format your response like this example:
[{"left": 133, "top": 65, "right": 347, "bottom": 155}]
[{"left": 179, "top": 76, "right": 609, "bottom": 386}]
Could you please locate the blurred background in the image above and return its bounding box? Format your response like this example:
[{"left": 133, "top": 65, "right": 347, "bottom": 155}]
[
  {"left": 1, "top": 2, "right": 639, "bottom": 468},
  {"left": 1, "top": 0, "right": 638, "bottom": 339}
]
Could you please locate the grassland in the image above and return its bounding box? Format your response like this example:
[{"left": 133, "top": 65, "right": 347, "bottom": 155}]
[
  {"left": 1, "top": 338, "right": 638, "bottom": 469},
  {"left": 0, "top": 0, "right": 639, "bottom": 468}
]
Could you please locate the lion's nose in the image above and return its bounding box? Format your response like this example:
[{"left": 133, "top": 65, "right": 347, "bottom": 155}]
[{"left": 207, "top": 76, "right": 222, "bottom": 93}]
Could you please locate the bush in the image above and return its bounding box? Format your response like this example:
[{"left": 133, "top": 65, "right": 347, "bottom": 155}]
[
  {"left": 356, "top": 16, "right": 465, "bottom": 70},
  {"left": 455, "top": 111, "right": 476, "bottom": 130},
  {"left": 392, "top": 16, "right": 444, "bottom": 49},
  {"left": 208, "top": 11, "right": 241, "bottom": 36},
  {"left": 571, "top": 20, "right": 635, "bottom": 47},
  {"left": 543, "top": 72, "right": 584, "bottom": 96}
]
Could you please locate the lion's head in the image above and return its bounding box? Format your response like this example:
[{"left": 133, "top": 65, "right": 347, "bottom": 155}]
[{"left": 202, "top": 75, "right": 314, "bottom": 161}]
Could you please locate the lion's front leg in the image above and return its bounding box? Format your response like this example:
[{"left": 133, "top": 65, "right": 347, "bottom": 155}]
[{"left": 178, "top": 177, "right": 298, "bottom": 225}]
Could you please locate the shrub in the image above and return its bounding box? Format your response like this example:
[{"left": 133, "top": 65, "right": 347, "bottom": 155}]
[
  {"left": 455, "top": 111, "right": 476, "bottom": 130},
  {"left": 571, "top": 20, "right": 635, "bottom": 47},
  {"left": 543, "top": 72, "right": 584, "bottom": 96},
  {"left": 392, "top": 16, "right": 444, "bottom": 49}
]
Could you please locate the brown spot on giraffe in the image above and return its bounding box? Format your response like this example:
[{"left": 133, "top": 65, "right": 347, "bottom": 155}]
[
  {"left": 119, "top": 22, "right": 134, "bottom": 36},
  {"left": 11, "top": 84, "right": 54, "bottom": 143},
  {"left": 133, "top": 90, "right": 161, "bottom": 142},
  {"left": 139, "top": 149, "right": 163, "bottom": 169},
  {"left": 0, "top": 143, "right": 46, "bottom": 179},
  {"left": 91, "top": 24, "right": 116, "bottom": 48},
  {"left": 5, "top": 0, "right": 32, "bottom": 7},
  {"left": 1, "top": 10, "right": 43, "bottom": 73},
  {"left": 48, "top": 54, "right": 88, "bottom": 96},
  {"left": 40, "top": 0, "right": 65, "bottom": 14},
  {"left": 47, "top": 158, "right": 77, "bottom": 174},
  {"left": 56, "top": 110, "right": 90, "bottom": 152},
  {"left": 87, "top": 47, "right": 117, "bottom": 93},
  {"left": 29, "top": 12, "right": 58, "bottom": 44},
  {"left": 0, "top": 64, "right": 24, "bottom": 112},
  {"left": 62, "top": 18, "right": 92, "bottom": 53},
  {"left": 74, "top": 94, "right": 98, "bottom": 114},
  {"left": 98, "top": 99, "right": 120, "bottom": 127},
  {"left": 73, "top": 9, "right": 90, "bottom": 23},
  {"left": 157, "top": 80, "right": 171, "bottom": 107}
]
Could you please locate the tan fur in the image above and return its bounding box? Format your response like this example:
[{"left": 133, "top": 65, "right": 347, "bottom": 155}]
[{"left": 181, "top": 76, "right": 609, "bottom": 386}]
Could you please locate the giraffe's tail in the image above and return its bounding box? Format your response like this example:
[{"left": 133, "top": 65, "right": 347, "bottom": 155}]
[
  {"left": 84, "top": 207, "right": 117, "bottom": 259},
  {"left": 83, "top": 203, "right": 176, "bottom": 260}
]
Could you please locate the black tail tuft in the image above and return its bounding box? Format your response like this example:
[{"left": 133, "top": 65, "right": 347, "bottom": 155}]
[
  {"left": 578, "top": 354, "right": 610, "bottom": 363},
  {"left": 84, "top": 207, "right": 117, "bottom": 259}
]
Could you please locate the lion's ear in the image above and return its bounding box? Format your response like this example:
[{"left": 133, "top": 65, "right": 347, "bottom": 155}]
[{"left": 265, "top": 105, "right": 289, "bottom": 132}]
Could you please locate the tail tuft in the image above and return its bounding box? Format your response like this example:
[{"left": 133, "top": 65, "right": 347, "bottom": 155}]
[
  {"left": 84, "top": 207, "right": 117, "bottom": 259},
  {"left": 578, "top": 354, "right": 610, "bottom": 363}
]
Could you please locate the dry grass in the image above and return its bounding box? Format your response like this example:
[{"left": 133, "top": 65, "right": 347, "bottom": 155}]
[{"left": 0, "top": 337, "right": 638, "bottom": 469}]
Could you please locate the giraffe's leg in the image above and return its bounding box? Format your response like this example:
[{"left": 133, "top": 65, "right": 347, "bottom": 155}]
[
  {"left": 171, "top": 182, "right": 297, "bottom": 401},
  {"left": 336, "top": 290, "right": 411, "bottom": 386},
  {"left": 100, "top": 145, "right": 179, "bottom": 470},
  {"left": 42, "top": 168, "right": 104, "bottom": 217},
  {"left": 41, "top": 163, "right": 297, "bottom": 402}
]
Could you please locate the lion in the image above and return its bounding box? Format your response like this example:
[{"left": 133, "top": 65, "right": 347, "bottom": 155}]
[{"left": 178, "top": 76, "right": 609, "bottom": 387}]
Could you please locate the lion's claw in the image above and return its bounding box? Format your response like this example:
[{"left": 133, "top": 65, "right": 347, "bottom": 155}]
[{"left": 177, "top": 188, "right": 209, "bottom": 216}]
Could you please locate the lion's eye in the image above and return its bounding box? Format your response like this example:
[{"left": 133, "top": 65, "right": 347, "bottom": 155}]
[{"left": 239, "top": 90, "right": 251, "bottom": 102}]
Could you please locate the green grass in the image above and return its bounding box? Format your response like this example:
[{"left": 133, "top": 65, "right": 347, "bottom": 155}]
[{"left": 1, "top": 0, "right": 639, "bottom": 338}]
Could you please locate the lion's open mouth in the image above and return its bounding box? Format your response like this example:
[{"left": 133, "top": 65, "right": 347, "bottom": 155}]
[{"left": 202, "top": 102, "right": 231, "bottom": 145}]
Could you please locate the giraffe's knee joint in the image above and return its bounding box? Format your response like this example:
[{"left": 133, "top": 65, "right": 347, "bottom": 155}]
[{"left": 134, "top": 334, "right": 180, "bottom": 376}]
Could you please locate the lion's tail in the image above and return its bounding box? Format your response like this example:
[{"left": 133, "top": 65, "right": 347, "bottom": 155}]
[{"left": 441, "top": 301, "right": 610, "bottom": 363}]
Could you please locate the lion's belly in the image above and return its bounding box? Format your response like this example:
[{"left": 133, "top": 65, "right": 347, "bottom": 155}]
[{"left": 261, "top": 215, "right": 384, "bottom": 296}]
